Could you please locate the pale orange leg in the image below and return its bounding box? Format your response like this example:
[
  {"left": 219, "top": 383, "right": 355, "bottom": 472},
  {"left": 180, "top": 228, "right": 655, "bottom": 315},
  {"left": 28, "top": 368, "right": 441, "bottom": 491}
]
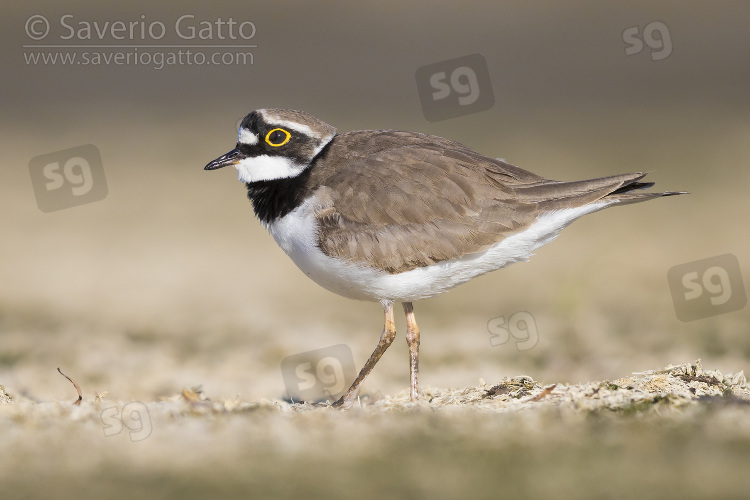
[
  {"left": 403, "top": 302, "right": 420, "bottom": 401},
  {"left": 333, "top": 302, "right": 396, "bottom": 409}
]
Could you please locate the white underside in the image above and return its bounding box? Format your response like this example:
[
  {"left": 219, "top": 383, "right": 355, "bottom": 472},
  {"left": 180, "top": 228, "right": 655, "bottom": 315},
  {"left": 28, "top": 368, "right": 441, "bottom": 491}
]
[{"left": 265, "top": 198, "right": 613, "bottom": 304}]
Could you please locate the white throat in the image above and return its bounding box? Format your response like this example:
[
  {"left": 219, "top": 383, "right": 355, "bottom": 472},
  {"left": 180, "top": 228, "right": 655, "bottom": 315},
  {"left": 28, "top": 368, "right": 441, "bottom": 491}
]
[{"left": 235, "top": 155, "right": 306, "bottom": 183}]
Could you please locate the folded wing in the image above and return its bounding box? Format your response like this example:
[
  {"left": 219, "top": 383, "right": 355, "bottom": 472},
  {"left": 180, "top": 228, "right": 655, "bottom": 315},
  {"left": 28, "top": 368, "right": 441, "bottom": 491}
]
[{"left": 315, "top": 145, "right": 682, "bottom": 274}]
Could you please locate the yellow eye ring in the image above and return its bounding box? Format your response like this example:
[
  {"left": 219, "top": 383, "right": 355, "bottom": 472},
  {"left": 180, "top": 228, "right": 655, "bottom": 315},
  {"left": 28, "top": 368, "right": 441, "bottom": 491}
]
[{"left": 265, "top": 128, "right": 291, "bottom": 147}]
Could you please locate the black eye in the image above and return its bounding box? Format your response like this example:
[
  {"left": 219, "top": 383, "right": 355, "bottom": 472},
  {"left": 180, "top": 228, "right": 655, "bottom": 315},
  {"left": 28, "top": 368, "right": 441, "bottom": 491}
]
[{"left": 265, "top": 128, "right": 291, "bottom": 147}]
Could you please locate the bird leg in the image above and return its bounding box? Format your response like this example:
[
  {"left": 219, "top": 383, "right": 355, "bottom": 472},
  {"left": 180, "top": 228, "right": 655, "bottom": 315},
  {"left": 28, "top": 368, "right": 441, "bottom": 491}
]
[
  {"left": 333, "top": 302, "right": 396, "bottom": 409},
  {"left": 403, "top": 302, "right": 420, "bottom": 401}
]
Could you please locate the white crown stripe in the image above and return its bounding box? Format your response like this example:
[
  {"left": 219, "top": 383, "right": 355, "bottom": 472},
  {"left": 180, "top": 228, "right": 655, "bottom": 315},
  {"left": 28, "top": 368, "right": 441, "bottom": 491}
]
[
  {"left": 266, "top": 118, "right": 315, "bottom": 137},
  {"left": 257, "top": 108, "right": 323, "bottom": 138}
]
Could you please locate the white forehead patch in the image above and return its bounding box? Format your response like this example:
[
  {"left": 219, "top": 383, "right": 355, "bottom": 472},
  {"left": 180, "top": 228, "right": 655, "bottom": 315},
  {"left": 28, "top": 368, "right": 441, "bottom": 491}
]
[
  {"left": 235, "top": 155, "right": 306, "bottom": 183},
  {"left": 238, "top": 127, "right": 259, "bottom": 145}
]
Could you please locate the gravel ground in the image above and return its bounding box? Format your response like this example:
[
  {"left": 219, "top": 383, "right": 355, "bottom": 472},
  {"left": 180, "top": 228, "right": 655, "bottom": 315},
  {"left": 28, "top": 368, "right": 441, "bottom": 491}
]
[{"left": 2, "top": 360, "right": 749, "bottom": 500}]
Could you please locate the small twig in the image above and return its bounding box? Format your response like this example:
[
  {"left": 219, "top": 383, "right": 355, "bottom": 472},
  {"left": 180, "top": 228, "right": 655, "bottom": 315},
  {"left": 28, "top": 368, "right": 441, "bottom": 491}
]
[
  {"left": 530, "top": 384, "right": 557, "bottom": 402},
  {"left": 57, "top": 367, "right": 82, "bottom": 405}
]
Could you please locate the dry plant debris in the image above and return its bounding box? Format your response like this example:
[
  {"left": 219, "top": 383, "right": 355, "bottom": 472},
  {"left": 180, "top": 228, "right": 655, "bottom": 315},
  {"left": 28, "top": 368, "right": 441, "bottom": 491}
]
[{"left": 56, "top": 367, "right": 82, "bottom": 406}]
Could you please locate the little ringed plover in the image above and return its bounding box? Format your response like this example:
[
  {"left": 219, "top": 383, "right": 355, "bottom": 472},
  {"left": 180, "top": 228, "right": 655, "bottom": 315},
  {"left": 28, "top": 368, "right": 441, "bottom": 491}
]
[{"left": 205, "top": 108, "right": 685, "bottom": 409}]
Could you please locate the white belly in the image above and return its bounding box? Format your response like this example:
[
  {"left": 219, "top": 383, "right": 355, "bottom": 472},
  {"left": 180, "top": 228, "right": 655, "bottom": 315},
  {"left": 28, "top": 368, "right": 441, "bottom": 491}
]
[{"left": 265, "top": 198, "right": 611, "bottom": 304}]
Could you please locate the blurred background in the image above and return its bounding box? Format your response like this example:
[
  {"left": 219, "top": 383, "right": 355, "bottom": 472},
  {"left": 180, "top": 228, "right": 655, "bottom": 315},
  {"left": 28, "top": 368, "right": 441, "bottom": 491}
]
[{"left": 1, "top": 0, "right": 748, "bottom": 405}]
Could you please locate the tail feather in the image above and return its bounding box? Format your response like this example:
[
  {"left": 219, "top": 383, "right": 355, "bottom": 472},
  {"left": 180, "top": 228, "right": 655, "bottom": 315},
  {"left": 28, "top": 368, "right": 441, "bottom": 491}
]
[
  {"left": 603, "top": 173, "right": 687, "bottom": 205},
  {"left": 514, "top": 171, "right": 686, "bottom": 211},
  {"left": 610, "top": 181, "right": 655, "bottom": 194},
  {"left": 605, "top": 189, "right": 687, "bottom": 206}
]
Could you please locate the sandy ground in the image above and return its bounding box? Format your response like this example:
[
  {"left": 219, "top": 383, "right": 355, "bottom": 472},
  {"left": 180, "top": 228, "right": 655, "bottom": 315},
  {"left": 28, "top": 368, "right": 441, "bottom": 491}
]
[{"left": 1, "top": 361, "right": 749, "bottom": 499}]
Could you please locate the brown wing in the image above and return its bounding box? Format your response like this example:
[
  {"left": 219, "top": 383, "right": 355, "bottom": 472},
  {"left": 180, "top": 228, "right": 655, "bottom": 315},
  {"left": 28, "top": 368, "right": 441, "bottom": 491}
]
[
  {"left": 314, "top": 143, "right": 674, "bottom": 274},
  {"left": 313, "top": 146, "right": 534, "bottom": 273}
]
